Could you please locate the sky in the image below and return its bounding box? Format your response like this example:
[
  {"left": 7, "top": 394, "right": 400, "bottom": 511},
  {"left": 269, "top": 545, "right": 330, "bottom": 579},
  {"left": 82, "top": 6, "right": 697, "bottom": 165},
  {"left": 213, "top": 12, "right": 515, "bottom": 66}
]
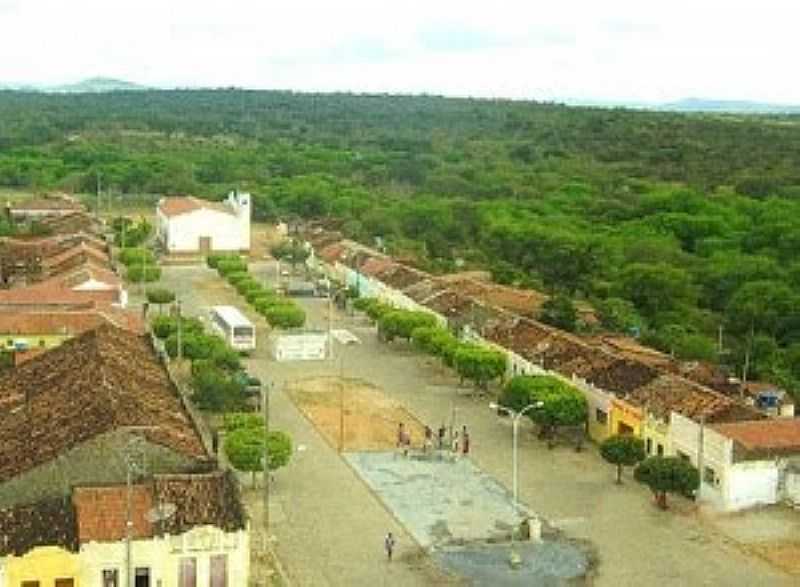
[{"left": 1, "top": 0, "right": 799, "bottom": 103}]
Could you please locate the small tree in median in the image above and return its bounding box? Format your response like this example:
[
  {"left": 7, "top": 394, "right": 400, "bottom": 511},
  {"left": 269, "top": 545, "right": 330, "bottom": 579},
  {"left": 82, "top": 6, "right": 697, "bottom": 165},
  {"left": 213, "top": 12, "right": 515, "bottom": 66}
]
[
  {"left": 600, "top": 434, "right": 646, "bottom": 484},
  {"left": 225, "top": 424, "right": 292, "bottom": 486},
  {"left": 634, "top": 456, "right": 700, "bottom": 510},
  {"left": 146, "top": 288, "right": 175, "bottom": 314},
  {"left": 453, "top": 345, "right": 507, "bottom": 390}
]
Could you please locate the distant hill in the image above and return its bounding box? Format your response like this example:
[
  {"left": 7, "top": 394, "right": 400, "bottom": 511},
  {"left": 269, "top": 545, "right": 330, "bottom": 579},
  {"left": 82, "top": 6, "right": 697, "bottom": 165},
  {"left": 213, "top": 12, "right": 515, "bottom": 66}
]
[
  {"left": 658, "top": 97, "right": 800, "bottom": 114},
  {"left": 46, "top": 77, "right": 150, "bottom": 94},
  {"left": 0, "top": 77, "right": 150, "bottom": 93}
]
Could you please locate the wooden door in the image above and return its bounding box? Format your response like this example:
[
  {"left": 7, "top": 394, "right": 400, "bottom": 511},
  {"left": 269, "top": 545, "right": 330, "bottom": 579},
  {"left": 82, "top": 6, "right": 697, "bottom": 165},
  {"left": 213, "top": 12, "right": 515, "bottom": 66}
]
[
  {"left": 55, "top": 580, "right": 75, "bottom": 587},
  {"left": 199, "top": 236, "right": 212, "bottom": 253},
  {"left": 179, "top": 557, "right": 197, "bottom": 587},
  {"left": 210, "top": 554, "right": 228, "bottom": 587}
]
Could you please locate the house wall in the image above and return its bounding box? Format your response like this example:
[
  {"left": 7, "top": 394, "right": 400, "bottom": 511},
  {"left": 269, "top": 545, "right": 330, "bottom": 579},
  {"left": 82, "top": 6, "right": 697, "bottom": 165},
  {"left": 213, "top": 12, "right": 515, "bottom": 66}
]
[
  {"left": 610, "top": 398, "right": 643, "bottom": 436},
  {"left": 2, "top": 546, "right": 81, "bottom": 587},
  {"left": 162, "top": 205, "right": 249, "bottom": 254},
  {"left": 79, "top": 525, "right": 249, "bottom": 587},
  {"left": 726, "top": 461, "right": 780, "bottom": 510},
  {"left": 571, "top": 379, "right": 613, "bottom": 443},
  {"left": 642, "top": 415, "right": 671, "bottom": 458},
  {"left": 670, "top": 413, "right": 748, "bottom": 510},
  {"left": 0, "top": 431, "right": 202, "bottom": 509}
]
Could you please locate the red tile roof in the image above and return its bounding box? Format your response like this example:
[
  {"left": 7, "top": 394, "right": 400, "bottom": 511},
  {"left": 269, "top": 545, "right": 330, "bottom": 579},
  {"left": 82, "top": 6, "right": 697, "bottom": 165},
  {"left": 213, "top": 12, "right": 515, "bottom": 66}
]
[
  {"left": 0, "top": 309, "right": 143, "bottom": 337},
  {"left": 0, "top": 281, "right": 120, "bottom": 307},
  {"left": 158, "top": 196, "right": 233, "bottom": 218},
  {"left": 73, "top": 484, "right": 153, "bottom": 542},
  {"left": 41, "top": 242, "right": 110, "bottom": 269},
  {"left": 74, "top": 471, "right": 245, "bottom": 542},
  {"left": 10, "top": 194, "right": 83, "bottom": 212},
  {"left": 713, "top": 419, "right": 800, "bottom": 453},
  {"left": 0, "top": 324, "right": 209, "bottom": 482}
]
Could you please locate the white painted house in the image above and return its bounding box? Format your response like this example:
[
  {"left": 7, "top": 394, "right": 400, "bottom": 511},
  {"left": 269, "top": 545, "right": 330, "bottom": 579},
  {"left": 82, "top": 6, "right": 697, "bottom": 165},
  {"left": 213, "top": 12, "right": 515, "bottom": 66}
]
[
  {"left": 670, "top": 413, "right": 800, "bottom": 511},
  {"left": 157, "top": 191, "right": 251, "bottom": 254}
]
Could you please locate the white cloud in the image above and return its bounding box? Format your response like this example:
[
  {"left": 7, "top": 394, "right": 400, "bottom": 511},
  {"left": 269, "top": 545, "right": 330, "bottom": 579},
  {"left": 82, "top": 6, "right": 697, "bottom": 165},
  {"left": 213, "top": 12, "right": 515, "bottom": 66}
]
[{"left": 0, "top": 0, "right": 798, "bottom": 102}]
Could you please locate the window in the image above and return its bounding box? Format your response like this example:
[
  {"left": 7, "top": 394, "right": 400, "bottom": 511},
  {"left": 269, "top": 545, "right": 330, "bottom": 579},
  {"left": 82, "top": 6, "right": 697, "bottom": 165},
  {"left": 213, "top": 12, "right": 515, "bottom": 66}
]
[
  {"left": 5, "top": 339, "right": 12, "bottom": 348},
  {"left": 595, "top": 409, "right": 608, "bottom": 424},
  {"left": 179, "top": 558, "right": 196, "bottom": 587},
  {"left": 657, "top": 444, "right": 664, "bottom": 457},
  {"left": 21, "top": 582, "right": 40, "bottom": 587},
  {"left": 55, "top": 580, "right": 75, "bottom": 587},
  {"left": 646, "top": 438, "right": 652, "bottom": 455},
  {"left": 103, "top": 569, "right": 119, "bottom": 587},
  {"left": 704, "top": 466, "right": 718, "bottom": 485},
  {"left": 618, "top": 422, "right": 634, "bottom": 435},
  {"left": 39, "top": 339, "right": 46, "bottom": 348},
  {"left": 135, "top": 568, "right": 151, "bottom": 587},
  {"left": 210, "top": 554, "right": 228, "bottom": 587}
]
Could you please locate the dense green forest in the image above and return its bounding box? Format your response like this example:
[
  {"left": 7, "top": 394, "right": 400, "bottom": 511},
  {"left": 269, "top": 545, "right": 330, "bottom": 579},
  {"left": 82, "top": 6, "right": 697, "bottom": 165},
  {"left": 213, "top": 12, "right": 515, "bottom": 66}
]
[{"left": 1, "top": 89, "right": 799, "bottom": 395}]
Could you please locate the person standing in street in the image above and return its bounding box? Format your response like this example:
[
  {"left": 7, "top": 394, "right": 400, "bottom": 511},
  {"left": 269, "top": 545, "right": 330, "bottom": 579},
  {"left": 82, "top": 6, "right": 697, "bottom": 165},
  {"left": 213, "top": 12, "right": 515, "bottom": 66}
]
[{"left": 385, "top": 531, "right": 396, "bottom": 561}]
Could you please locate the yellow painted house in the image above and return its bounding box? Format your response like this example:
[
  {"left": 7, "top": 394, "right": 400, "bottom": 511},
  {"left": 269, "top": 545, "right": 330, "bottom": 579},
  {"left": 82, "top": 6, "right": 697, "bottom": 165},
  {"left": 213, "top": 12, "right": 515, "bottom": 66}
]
[
  {"left": 3, "top": 545, "right": 81, "bottom": 587},
  {"left": 609, "top": 397, "right": 644, "bottom": 437},
  {"left": 0, "top": 473, "right": 249, "bottom": 587}
]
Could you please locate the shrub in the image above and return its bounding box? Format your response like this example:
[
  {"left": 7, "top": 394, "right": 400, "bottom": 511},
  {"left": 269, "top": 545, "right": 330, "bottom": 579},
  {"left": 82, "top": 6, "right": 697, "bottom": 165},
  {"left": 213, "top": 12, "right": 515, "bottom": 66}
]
[
  {"left": 217, "top": 258, "right": 247, "bottom": 277},
  {"left": 224, "top": 412, "right": 264, "bottom": 433},
  {"left": 263, "top": 304, "right": 306, "bottom": 329},
  {"left": 236, "top": 279, "right": 261, "bottom": 296},
  {"left": 126, "top": 264, "right": 161, "bottom": 283},
  {"left": 119, "top": 247, "right": 155, "bottom": 266},
  {"left": 226, "top": 271, "right": 250, "bottom": 286}
]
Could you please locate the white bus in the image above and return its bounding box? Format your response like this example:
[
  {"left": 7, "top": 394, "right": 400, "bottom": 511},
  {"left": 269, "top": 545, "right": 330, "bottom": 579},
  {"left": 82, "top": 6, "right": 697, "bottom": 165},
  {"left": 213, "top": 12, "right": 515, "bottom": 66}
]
[{"left": 210, "top": 305, "right": 256, "bottom": 351}]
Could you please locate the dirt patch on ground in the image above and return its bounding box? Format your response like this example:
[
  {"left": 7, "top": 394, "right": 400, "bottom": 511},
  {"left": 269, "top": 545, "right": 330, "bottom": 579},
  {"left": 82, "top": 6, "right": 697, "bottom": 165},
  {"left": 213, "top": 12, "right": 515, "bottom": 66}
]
[
  {"left": 748, "top": 541, "right": 800, "bottom": 575},
  {"left": 288, "top": 376, "right": 428, "bottom": 451}
]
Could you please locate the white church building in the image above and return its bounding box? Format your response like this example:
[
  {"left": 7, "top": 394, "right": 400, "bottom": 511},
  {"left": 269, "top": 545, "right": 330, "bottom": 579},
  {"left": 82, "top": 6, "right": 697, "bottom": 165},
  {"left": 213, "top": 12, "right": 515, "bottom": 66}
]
[{"left": 156, "top": 191, "right": 251, "bottom": 254}]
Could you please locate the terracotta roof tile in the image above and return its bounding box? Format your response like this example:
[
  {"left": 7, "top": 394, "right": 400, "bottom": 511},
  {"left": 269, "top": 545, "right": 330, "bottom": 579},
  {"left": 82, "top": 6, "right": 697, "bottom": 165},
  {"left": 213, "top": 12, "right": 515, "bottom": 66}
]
[
  {"left": 10, "top": 194, "right": 83, "bottom": 212},
  {"left": 0, "top": 281, "right": 120, "bottom": 307},
  {"left": 158, "top": 197, "right": 233, "bottom": 218},
  {"left": 0, "top": 309, "right": 143, "bottom": 337},
  {"left": 155, "top": 471, "right": 246, "bottom": 535},
  {"left": 713, "top": 419, "right": 800, "bottom": 453},
  {"left": 0, "top": 498, "right": 78, "bottom": 556},
  {"left": 73, "top": 485, "right": 152, "bottom": 543},
  {"left": 0, "top": 324, "right": 209, "bottom": 482}
]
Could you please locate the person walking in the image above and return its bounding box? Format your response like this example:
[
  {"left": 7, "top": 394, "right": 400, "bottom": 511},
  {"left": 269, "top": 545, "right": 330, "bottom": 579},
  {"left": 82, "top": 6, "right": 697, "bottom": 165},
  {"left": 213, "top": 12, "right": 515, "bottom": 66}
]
[
  {"left": 451, "top": 429, "right": 460, "bottom": 457},
  {"left": 462, "top": 425, "right": 470, "bottom": 456},
  {"left": 385, "top": 532, "right": 396, "bottom": 561},
  {"left": 437, "top": 424, "right": 446, "bottom": 450}
]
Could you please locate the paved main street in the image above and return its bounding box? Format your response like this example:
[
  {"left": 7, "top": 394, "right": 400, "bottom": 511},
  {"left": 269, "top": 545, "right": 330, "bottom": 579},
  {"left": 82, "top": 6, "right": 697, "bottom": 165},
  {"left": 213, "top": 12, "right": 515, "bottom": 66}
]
[{"left": 153, "top": 262, "right": 793, "bottom": 586}]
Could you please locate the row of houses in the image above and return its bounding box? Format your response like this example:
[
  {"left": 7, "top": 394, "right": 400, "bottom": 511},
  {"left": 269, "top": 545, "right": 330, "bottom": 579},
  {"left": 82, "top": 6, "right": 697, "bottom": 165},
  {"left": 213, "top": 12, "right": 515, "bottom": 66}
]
[
  {"left": 302, "top": 226, "right": 800, "bottom": 512},
  {"left": 0, "top": 195, "right": 137, "bottom": 365},
  {"left": 0, "top": 195, "right": 251, "bottom": 585}
]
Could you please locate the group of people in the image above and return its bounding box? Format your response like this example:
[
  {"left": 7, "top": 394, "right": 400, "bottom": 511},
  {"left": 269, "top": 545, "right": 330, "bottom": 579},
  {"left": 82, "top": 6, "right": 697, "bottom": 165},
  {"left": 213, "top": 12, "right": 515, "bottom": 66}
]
[{"left": 396, "top": 422, "right": 471, "bottom": 457}]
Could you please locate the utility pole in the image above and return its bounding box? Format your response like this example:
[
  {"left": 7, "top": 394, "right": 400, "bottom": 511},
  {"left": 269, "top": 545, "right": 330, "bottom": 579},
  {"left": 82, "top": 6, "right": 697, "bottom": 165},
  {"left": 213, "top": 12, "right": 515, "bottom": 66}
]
[
  {"left": 338, "top": 350, "right": 345, "bottom": 453},
  {"left": 96, "top": 171, "right": 101, "bottom": 221},
  {"left": 697, "top": 415, "right": 706, "bottom": 500},
  {"left": 176, "top": 300, "right": 182, "bottom": 362},
  {"left": 262, "top": 381, "right": 271, "bottom": 546}
]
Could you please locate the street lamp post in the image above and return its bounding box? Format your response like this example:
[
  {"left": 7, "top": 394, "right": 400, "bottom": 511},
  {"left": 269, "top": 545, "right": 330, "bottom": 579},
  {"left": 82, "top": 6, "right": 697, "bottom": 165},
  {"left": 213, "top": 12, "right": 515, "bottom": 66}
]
[
  {"left": 489, "top": 401, "right": 544, "bottom": 507},
  {"left": 262, "top": 381, "right": 272, "bottom": 545},
  {"left": 489, "top": 401, "right": 543, "bottom": 568}
]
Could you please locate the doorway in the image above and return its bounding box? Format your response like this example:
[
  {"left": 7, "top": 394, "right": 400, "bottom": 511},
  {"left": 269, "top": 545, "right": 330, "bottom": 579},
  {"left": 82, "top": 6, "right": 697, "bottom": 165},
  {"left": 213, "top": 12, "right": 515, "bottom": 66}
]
[
  {"left": 135, "top": 568, "right": 151, "bottom": 587},
  {"left": 199, "top": 236, "right": 212, "bottom": 253}
]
